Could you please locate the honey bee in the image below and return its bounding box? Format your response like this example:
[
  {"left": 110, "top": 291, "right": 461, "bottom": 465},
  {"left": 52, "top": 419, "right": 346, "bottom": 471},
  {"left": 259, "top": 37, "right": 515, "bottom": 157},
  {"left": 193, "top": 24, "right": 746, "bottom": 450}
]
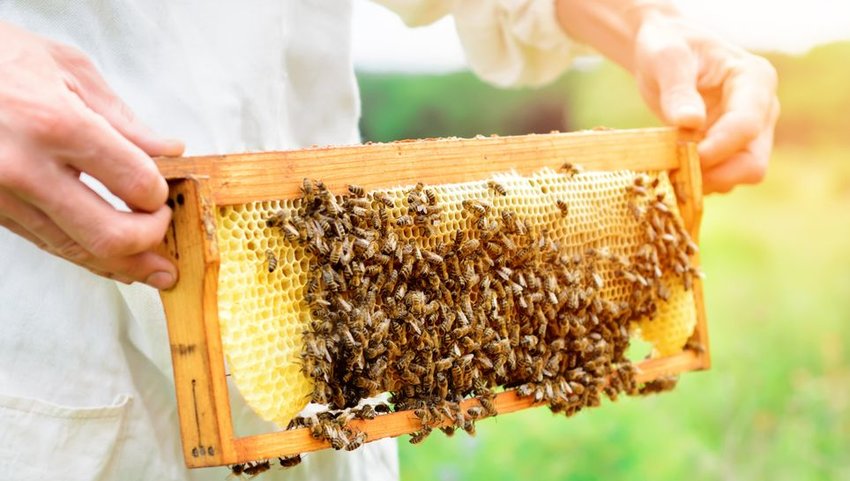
[
  {"left": 345, "top": 431, "right": 367, "bottom": 451},
  {"left": 459, "top": 238, "right": 480, "bottom": 257},
  {"left": 405, "top": 290, "right": 426, "bottom": 313},
  {"left": 435, "top": 357, "right": 453, "bottom": 372},
  {"left": 348, "top": 184, "right": 365, "bottom": 197},
  {"left": 243, "top": 460, "right": 271, "bottom": 477},
  {"left": 650, "top": 176, "right": 661, "bottom": 189},
  {"left": 476, "top": 216, "right": 492, "bottom": 231},
  {"left": 282, "top": 222, "right": 301, "bottom": 242},
  {"left": 487, "top": 180, "right": 507, "bottom": 196},
  {"left": 627, "top": 184, "right": 648, "bottom": 197},
  {"left": 330, "top": 241, "right": 344, "bottom": 264},
  {"left": 653, "top": 200, "right": 670, "bottom": 214},
  {"left": 348, "top": 206, "right": 367, "bottom": 219},
  {"left": 451, "top": 364, "right": 463, "bottom": 383},
  {"left": 556, "top": 200, "right": 569, "bottom": 217},
  {"left": 409, "top": 427, "right": 432, "bottom": 444},
  {"left": 424, "top": 188, "right": 437, "bottom": 205},
  {"left": 354, "top": 377, "right": 380, "bottom": 393},
  {"left": 372, "top": 191, "right": 395, "bottom": 208},
  {"left": 462, "top": 420, "right": 476, "bottom": 436},
  {"left": 265, "top": 249, "right": 278, "bottom": 273},
  {"left": 400, "top": 258, "right": 414, "bottom": 279},
  {"left": 478, "top": 395, "right": 496, "bottom": 415},
  {"left": 324, "top": 194, "right": 343, "bottom": 216},
  {"left": 326, "top": 426, "right": 349, "bottom": 451},
  {"left": 279, "top": 455, "right": 302, "bottom": 468},
  {"left": 229, "top": 463, "right": 248, "bottom": 478},
  {"left": 265, "top": 210, "right": 288, "bottom": 228},
  {"left": 466, "top": 406, "right": 486, "bottom": 419},
  {"left": 462, "top": 199, "right": 489, "bottom": 218},
  {"left": 301, "top": 178, "right": 314, "bottom": 196},
  {"left": 560, "top": 162, "right": 581, "bottom": 176},
  {"left": 355, "top": 404, "right": 377, "bottom": 420},
  {"left": 396, "top": 215, "right": 413, "bottom": 227},
  {"left": 422, "top": 249, "right": 443, "bottom": 265}
]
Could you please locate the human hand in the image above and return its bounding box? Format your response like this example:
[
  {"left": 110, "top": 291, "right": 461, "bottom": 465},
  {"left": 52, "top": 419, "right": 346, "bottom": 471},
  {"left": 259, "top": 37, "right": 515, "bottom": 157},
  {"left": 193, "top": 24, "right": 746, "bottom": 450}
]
[
  {"left": 631, "top": 13, "right": 779, "bottom": 193},
  {"left": 0, "top": 21, "right": 184, "bottom": 288}
]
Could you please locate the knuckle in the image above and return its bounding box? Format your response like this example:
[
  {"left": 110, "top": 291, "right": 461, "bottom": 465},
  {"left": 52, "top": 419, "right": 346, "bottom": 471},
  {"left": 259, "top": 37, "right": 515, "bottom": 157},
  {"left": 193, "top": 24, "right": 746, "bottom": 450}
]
[
  {"left": 22, "top": 103, "right": 74, "bottom": 144},
  {"left": 0, "top": 157, "right": 27, "bottom": 190},
  {"left": 51, "top": 43, "right": 96, "bottom": 71},
  {"left": 54, "top": 239, "right": 93, "bottom": 264},
  {"left": 751, "top": 56, "right": 778, "bottom": 88},
  {"left": 25, "top": 212, "right": 54, "bottom": 236},
  {"left": 86, "top": 225, "right": 134, "bottom": 258},
  {"left": 649, "top": 43, "right": 692, "bottom": 65},
  {"left": 125, "top": 167, "right": 161, "bottom": 198},
  {"left": 728, "top": 112, "right": 762, "bottom": 142}
]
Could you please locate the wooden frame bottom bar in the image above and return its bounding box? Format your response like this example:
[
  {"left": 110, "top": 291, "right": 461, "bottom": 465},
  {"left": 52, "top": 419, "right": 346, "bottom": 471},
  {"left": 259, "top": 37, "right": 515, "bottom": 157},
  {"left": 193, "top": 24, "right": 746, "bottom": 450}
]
[{"left": 232, "top": 349, "right": 704, "bottom": 462}]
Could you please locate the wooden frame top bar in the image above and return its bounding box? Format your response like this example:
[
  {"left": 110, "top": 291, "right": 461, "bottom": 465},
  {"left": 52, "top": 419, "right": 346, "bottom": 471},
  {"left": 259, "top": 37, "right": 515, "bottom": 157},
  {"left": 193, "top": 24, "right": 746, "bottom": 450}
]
[{"left": 156, "top": 128, "right": 681, "bottom": 205}]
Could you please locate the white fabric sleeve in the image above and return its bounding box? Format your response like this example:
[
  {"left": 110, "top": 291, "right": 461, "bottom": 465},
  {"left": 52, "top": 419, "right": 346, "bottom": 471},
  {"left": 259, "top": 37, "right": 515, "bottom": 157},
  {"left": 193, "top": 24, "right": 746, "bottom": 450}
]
[{"left": 374, "top": 0, "right": 574, "bottom": 88}]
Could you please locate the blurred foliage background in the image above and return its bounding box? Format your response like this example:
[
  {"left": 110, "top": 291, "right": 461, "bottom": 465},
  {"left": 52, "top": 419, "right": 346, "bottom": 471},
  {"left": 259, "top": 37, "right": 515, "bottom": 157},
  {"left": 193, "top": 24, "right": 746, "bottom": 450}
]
[{"left": 357, "top": 41, "right": 850, "bottom": 481}]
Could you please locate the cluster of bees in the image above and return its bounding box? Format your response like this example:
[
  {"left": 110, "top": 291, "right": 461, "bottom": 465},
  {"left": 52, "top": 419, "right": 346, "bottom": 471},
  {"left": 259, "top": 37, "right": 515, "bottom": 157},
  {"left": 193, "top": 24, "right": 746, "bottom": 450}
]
[
  {"left": 254, "top": 168, "right": 698, "bottom": 473},
  {"left": 228, "top": 457, "right": 300, "bottom": 478}
]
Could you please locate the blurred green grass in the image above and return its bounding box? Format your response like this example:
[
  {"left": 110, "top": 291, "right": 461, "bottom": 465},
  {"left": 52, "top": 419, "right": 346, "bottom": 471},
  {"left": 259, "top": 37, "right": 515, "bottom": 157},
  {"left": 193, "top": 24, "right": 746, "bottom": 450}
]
[{"left": 357, "top": 42, "right": 850, "bottom": 480}]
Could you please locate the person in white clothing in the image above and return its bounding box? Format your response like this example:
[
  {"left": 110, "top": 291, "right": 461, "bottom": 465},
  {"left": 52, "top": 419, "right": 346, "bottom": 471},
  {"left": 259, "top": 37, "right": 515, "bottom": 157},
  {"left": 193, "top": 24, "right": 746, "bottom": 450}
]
[{"left": 0, "top": 1, "right": 778, "bottom": 480}]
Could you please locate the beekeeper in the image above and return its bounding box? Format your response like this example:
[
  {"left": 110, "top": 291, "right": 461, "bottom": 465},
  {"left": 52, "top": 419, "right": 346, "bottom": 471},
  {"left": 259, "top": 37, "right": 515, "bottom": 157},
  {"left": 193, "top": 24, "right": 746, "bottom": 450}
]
[{"left": 0, "top": 1, "right": 777, "bottom": 480}]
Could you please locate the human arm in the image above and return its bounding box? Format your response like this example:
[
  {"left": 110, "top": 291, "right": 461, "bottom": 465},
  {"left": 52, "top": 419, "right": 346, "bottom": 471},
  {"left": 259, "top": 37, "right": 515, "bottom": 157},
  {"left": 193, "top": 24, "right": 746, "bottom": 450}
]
[
  {"left": 377, "top": 0, "right": 779, "bottom": 193},
  {"left": 0, "top": 20, "right": 183, "bottom": 288},
  {"left": 554, "top": 0, "right": 778, "bottom": 193}
]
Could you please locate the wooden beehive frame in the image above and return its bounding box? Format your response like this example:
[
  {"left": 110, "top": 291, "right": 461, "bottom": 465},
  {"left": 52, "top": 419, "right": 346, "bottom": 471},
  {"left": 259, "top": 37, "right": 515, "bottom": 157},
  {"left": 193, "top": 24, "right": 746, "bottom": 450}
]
[{"left": 154, "top": 127, "right": 710, "bottom": 468}]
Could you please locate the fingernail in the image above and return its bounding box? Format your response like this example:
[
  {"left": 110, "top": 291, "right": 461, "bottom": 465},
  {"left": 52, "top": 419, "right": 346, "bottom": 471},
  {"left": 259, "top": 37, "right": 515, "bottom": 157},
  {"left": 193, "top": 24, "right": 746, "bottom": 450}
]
[
  {"left": 676, "top": 104, "right": 703, "bottom": 120},
  {"left": 163, "top": 138, "right": 186, "bottom": 156},
  {"left": 146, "top": 271, "right": 176, "bottom": 290}
]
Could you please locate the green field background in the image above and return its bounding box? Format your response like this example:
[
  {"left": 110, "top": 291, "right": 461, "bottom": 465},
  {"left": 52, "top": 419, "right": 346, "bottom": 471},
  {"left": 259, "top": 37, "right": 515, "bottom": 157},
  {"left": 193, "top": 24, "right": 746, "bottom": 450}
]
[{"left": 357, "top": 42, "right": 850, "bottom": 481}]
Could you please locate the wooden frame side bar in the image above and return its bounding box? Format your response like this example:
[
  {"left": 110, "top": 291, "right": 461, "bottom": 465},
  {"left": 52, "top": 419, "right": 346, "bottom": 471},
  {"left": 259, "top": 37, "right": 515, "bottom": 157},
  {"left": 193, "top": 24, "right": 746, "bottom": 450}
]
[
  {"left": 158, "top": 178, "right": 236, "bottom": 467},
  {"left": 672, "top": 142, "right": 710, "bottom": 370},
  {"left": 156, "top": 128, "right": 680, "bottom": 206}
]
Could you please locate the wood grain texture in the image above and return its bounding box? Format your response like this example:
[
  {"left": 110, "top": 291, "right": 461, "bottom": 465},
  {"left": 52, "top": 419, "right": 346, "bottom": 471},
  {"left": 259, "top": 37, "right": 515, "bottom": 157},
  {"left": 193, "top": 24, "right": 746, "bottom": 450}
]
[
  {"left": 155, "top": 128, "right": 681, "bottom": 206},
  {"left": 158, "top": 179, "right": 235, "bottom": 467},
  {"left": 676, "top": 143, "right": 710, "bottom": 370}
]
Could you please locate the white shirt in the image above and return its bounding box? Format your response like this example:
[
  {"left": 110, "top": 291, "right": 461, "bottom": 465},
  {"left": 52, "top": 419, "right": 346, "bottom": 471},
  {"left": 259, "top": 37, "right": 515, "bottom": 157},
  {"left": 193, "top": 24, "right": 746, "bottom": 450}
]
[{"left": 0, "top": 1, "right": 572, "bottom": 480}]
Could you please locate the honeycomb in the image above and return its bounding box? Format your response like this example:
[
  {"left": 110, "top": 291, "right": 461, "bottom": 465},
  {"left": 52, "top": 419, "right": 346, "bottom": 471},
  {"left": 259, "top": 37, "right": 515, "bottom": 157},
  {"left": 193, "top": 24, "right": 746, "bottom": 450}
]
[{"left": 215, "top": 168, "right": 698, "bottom": 426}]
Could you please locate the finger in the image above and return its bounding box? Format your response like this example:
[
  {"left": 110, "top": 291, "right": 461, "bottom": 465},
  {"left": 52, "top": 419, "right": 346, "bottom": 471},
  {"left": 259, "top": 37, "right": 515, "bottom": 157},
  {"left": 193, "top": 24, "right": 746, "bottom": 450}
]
[
  {"left": 17, "top": 166, "right": 173, "bottom": 259},
  {"left": 84, "top": 267, "right": 135, "bottom": 285},
  {"left": 0, "top": 188, "right": 175, "bottom": 287},
  {"left": 89, "top": 250, "right": 178, "bottom": 289},
  {"left": 655, "top": 52, "right": 706, "bottom": 128},
  {"left": 50, "top": 43, "right": 185, "bottom": 157},
  {"left": 702, "top": 125, "right": 774, "bottom": 194},
  {"left": 0, "top": 187, "right": 82, "bottom": 258},
  {"left": 698, "top": 59, "right": 778, "bottom": 168},
  {"left": 0, "top": 214, "right": 49, "bottom": 251},
  {"left": 637, "top": 28, "right": 706, "bottom": 129},
  {"left": 40, "top": 99, "right": 169, "bottom": 213}
]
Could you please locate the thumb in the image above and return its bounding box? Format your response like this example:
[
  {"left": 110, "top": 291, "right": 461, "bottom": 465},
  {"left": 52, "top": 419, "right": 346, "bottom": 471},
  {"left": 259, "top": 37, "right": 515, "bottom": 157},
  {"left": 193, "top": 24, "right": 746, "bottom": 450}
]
[
  {"left": 651, "top": 44, "right": 706, "bottom": 129},
  {"left": 52, "top": 44, "right": 185, "bottom": 157}
]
